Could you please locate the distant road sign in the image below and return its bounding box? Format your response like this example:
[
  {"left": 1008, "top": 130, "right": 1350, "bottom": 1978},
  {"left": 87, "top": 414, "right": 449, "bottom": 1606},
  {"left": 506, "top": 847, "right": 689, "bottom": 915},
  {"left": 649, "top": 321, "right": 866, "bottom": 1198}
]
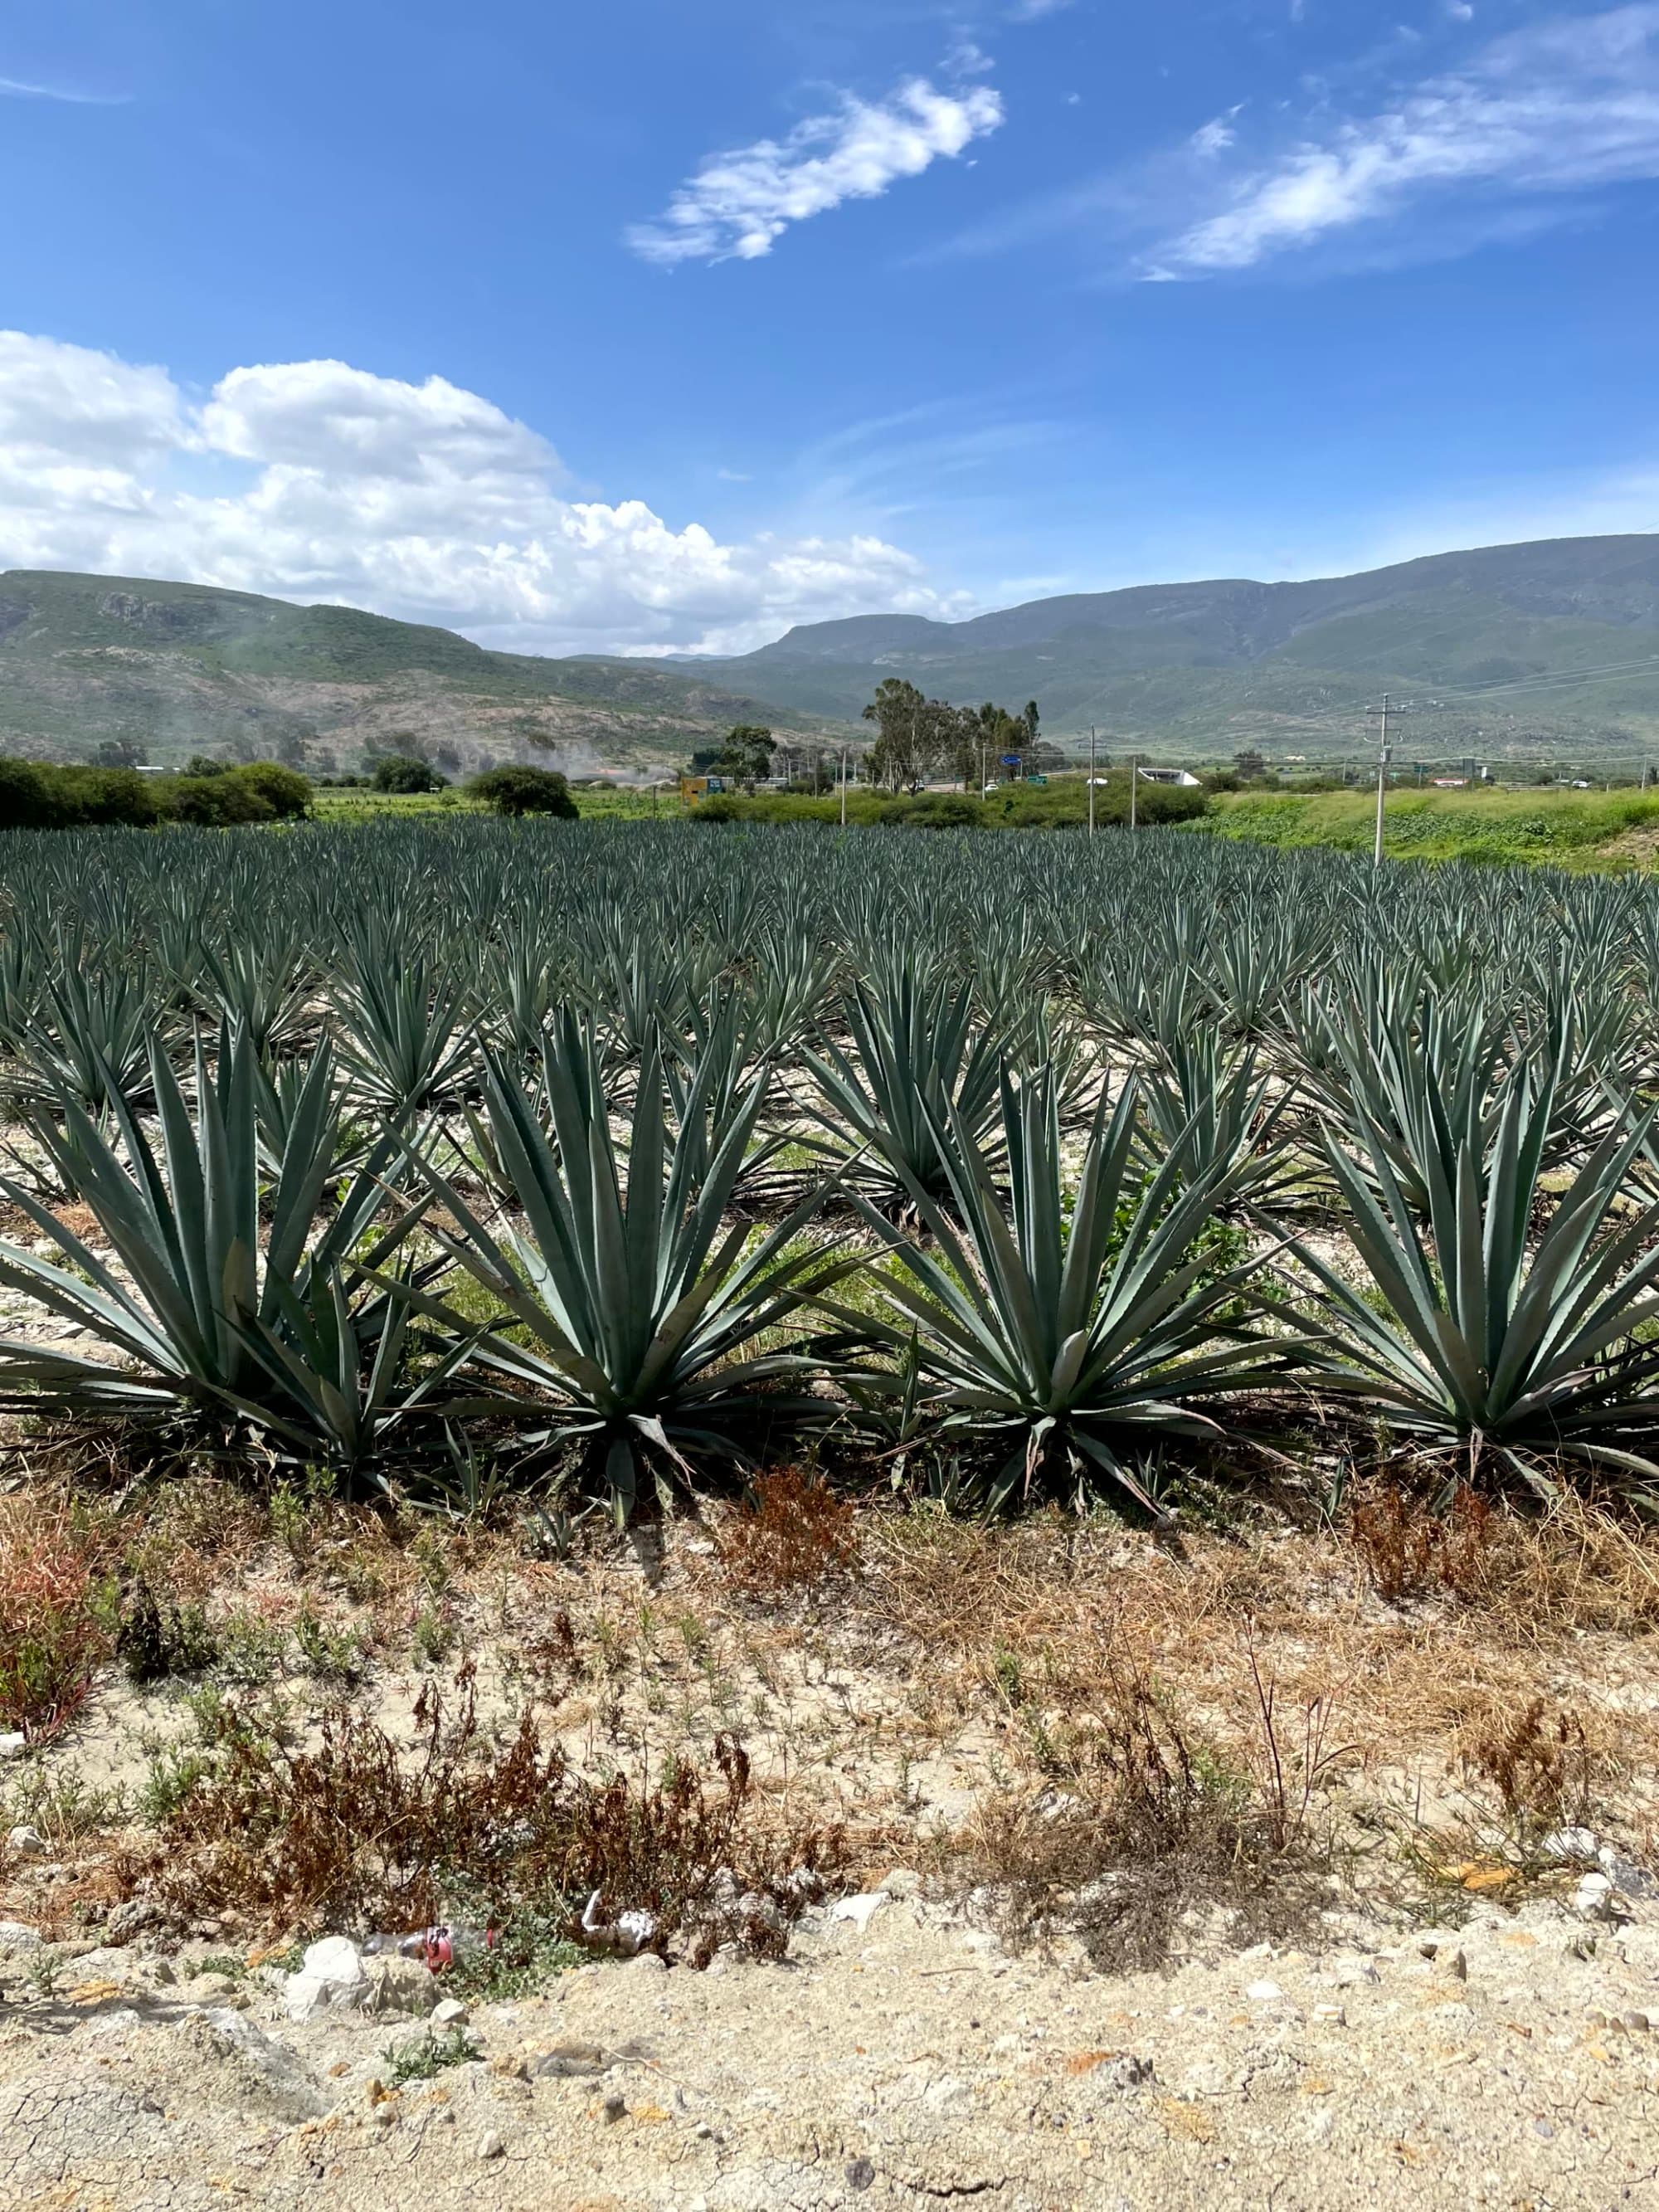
[{"left": 1000, "top": 754, "right": 1021, "bottom": 766}]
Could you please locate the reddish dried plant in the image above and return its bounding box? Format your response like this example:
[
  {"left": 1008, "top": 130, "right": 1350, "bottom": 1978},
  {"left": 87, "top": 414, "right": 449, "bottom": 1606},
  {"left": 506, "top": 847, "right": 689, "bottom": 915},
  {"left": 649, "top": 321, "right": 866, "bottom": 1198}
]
[
  {"left": 0, "top": 1506, "right": 114, "bottom": 1742},
  {"left": 721, "top": 1466, "right": 858, "bottom": 1596}
]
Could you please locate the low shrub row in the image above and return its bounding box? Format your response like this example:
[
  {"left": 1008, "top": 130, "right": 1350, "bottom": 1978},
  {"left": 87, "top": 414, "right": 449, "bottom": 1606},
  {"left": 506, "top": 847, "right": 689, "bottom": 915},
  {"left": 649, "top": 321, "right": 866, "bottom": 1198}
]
[
  {"left": 0, "top": 759, "right": 312, "bottom": 831},
  {"left": 693, "top": 775, "right": 1209, "bottom": 831}
]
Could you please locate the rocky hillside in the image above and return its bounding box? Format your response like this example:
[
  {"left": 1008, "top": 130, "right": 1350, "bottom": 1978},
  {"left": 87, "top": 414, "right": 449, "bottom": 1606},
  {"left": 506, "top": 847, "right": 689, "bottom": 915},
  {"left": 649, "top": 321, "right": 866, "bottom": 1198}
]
[
  {"left": 0, "top": 572, "right": 817, "bottom": 778},
  {"left": 688, "top": 534, "right": 1659, "bottom": 763}
]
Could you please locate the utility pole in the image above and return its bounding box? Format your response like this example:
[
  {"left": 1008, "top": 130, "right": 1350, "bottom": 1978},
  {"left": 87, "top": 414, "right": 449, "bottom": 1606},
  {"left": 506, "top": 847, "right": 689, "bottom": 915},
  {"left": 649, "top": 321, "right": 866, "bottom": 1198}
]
[
  {"left": 1129, "top": 753, "right": 1139, "bottom": 832},
  {"left": 1371, "top": 694, "right": 1392, "bottom": 870},
  {"left": 1088, "top": 725, "right": 1097, "bottom": 839},
  {"left": 839, "top": 745, "right": 849, "bottom": 828}
]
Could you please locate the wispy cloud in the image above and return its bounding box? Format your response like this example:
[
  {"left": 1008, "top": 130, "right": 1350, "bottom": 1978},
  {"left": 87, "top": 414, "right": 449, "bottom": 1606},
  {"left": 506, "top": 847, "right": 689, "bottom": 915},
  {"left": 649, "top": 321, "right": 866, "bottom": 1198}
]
[
  {"left": 628, "top": 74, "right": 1004, "bottom": 266},
  {"left": 0, "top": 75, "right": 128, "bottom": 105},
  {"left": 1155, "top": 3, "right": 1659, "bottom": 275}
]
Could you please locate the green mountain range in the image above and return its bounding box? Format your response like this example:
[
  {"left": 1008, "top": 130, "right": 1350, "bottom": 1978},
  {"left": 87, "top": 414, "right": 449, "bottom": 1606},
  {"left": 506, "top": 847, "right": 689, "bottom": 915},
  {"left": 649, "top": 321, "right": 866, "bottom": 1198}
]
[
  {"left": 9, "top": 536, "right": 1659, "bottom": 779},
  {"left": 684, "top": 534, "right": 1659, "bottom": 769},
  {"left": 0, "top": 570, "right": 813, "bottom": 777}
]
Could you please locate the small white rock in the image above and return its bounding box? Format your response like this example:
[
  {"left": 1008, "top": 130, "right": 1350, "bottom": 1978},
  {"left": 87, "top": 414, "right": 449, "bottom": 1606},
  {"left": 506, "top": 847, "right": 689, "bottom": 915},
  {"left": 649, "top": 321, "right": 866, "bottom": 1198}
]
[
  {"left": 476, "top": 2130, "right": 505, "bottom": 2161},
  {"left": 431, "top": 1997, "right": 469, "bottom": 2029},
  {"left": 0, "top": 1919, "right": 41, "bottom": 1951},
  {"left": 0, "top": 1733, "right": 26, "bottom": 1760},
  {"left": 1573, "top": 1873, "right": 1623, "bottom": 1923},
  {"left": 6, "top": 1825, "right": 46, "bottom": 1857},
  {"left": 830, "top": 1893, "right": 888, "bottom": 1932},
  {"left": 1245, "top": 1979, "right": 1284, "bottom": 2003},
  {"left": 282, "top": 1934, "right": 371, "bottom": 2021},
  {"left": 1544, "top": 1826, "right": 1599, "bottom": 1862}
]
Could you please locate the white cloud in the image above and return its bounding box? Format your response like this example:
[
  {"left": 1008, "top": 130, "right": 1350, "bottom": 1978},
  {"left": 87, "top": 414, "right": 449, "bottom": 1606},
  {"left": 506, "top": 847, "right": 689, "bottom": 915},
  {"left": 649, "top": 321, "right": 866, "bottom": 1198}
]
[
  {"left": 1159, "top": 3, "right": 1659, "bottom": 274},
  {"left": 0, "top": 75, "right": 126, "bottom": 104},
  {"left": 0, "top": 333, "right": 966, "bottom": 655},
  {"left": 1190, "top": 115, "right": 1238, "bottom": 159},
  {"left": 628, "top": 75, "right": 1004, "bottom": 265}
]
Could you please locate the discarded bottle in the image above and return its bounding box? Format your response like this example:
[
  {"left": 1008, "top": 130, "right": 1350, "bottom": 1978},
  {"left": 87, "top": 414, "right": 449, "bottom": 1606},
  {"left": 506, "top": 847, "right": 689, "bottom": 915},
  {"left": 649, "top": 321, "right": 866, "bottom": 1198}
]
[{"left": 362, "top": 1922, "right": 497, "bottom": 1971}]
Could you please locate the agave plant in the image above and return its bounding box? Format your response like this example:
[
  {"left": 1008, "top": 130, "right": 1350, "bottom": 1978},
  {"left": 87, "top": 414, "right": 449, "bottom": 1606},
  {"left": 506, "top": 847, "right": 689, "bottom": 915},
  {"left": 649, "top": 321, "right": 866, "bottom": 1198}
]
[
  {"left": 1140, "top": 1034, "right": 1297, "bottom": 1200},
  {"left": 394, "top": 1011, "right": 858, "bottom": 1518},
  {"left": 821, "top": 1066, "right": 1285, "bottom": 1515},
  {"left": 1288, "top": 1059, "right": 1659, "bottom": 1491},
  {"left": 0, "top": 1026, "right": 447, "bottom": 1472},
  {"left": 201, "top": 935, "right": 315, "bottom": 1060},
  {"left": 16, "top": 953, "right": 167, "bottom": 1116},
  {"left": 1307, "top": 983, "right": 1511, "bottom": 1216},
  {"left": 804, "top": 968, "right": 1007, "bottom": 1209},
  {"left": 331, "top": 933, "right": 479, "bottom": 1119}
]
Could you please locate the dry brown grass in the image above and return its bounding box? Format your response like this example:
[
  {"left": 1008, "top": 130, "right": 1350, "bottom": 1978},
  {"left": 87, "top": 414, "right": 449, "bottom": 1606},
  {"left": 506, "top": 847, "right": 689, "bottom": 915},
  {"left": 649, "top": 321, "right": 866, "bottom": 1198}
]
[
  {"left": 956, "top": 1641, "right": 1335, "bottom": 1971},
  {"left": 854, "top": 1497, "right": 1659, "bottom": 1846},
  {"left": 124, "top": 1662, "right": 844, "bottom": 1948},
  {"left": 0, "top": 1494, "right": 120, "bottom": 1741},
  {"left": 5, "top": 1458, "right": 1657, "bottom": 1956},
  {"left": 718, "top": 1466, "right": 859, "bottom": 1596}
]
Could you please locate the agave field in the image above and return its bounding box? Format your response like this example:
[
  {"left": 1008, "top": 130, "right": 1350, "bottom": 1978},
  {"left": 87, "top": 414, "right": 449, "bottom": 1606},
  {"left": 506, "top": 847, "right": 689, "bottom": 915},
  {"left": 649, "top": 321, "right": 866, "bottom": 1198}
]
[{"left": 1, "top": 814, "right": 1657, "bottom": 1522}]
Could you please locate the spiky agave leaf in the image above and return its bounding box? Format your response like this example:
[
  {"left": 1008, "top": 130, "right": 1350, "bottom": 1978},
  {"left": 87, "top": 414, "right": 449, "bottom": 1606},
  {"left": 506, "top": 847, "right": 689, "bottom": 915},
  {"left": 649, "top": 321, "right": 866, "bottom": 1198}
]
[
  {"left": 1140, "top": 1032, "right": 1297, "bottom": 1201},
  {"left": 0, "top": 1025, "right": 432, "bottom": 1469},
  {"left": 820, "top": 1066, "right": 1294, "bottom": 1516},
  {"left": 1286, "top": 1057, "right": 1659, "bottom": 1492},
  {"left": 804, "top": 969, "right": 1006, "bottom": 1209},
  {"left": 390, "top": 1010, "right": 859, "bottom": 1520}
]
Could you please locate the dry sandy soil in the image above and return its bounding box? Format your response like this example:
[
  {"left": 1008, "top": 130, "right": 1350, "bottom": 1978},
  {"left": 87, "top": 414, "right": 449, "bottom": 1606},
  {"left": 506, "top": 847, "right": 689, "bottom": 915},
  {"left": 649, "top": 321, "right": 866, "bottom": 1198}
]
[
  {"left": 3, "top": 1874, "right": 1659, "bottom": 2210},
  {"left": 2, "top": 1477, "right": 1659, "bottom": 2210}
]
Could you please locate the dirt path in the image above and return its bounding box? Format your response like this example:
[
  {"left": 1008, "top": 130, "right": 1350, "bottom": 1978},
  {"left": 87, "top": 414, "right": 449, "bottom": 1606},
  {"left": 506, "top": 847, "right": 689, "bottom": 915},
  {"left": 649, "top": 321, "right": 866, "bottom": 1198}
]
[{"left": 4, "top": 1880, "right": 1659, "bottom": 2211}]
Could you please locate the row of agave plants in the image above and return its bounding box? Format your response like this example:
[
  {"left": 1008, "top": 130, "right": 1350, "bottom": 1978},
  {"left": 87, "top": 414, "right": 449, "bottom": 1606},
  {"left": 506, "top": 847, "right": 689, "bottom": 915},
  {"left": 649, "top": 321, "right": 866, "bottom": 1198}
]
[{"left": 2, "top": 932, "right": 1659, "bottom": 1518}]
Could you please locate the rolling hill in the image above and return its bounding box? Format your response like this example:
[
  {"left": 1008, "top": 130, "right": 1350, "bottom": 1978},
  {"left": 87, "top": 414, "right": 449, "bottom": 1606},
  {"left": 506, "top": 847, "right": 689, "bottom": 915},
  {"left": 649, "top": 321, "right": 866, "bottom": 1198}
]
[
  {"left": 684, "top": 534, "right": 1659, "bottom": 768},
  {"left": 12, "top": 536, "right": 1659, "bottom": 779},
  {"left": 0, "top": 571, "right": 819, "bottom": 778}
]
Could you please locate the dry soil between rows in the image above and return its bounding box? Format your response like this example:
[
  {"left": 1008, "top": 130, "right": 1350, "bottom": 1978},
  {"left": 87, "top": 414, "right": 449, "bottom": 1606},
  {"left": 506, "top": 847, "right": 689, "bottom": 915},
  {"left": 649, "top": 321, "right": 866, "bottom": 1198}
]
[{"left": 4, "top": 1880, "right": 1659, "bottom": 2211}]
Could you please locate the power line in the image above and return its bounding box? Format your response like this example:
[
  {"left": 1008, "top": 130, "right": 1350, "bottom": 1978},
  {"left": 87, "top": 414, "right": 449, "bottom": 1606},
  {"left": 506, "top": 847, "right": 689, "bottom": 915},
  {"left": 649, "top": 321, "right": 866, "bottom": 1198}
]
[{"left": 1379, "top": 651, "right": 1659, "bottom": 704}]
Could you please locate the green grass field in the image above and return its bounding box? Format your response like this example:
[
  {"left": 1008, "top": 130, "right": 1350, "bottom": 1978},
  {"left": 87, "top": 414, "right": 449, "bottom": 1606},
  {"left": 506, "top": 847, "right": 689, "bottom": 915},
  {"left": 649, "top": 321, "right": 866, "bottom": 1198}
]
[
  {"left": 311, "top": 784, "right": 679, "bottom": 824},
  {"left": 1198, "top": 786, "right": 1659, "bottom": 871}
]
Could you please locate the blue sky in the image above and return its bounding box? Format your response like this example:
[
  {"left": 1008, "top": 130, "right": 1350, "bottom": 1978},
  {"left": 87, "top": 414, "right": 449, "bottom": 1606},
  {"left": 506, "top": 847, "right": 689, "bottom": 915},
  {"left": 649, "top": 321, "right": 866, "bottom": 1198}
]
[{"left": 2, "top": 0, "right": 1657, "bottom": 654}]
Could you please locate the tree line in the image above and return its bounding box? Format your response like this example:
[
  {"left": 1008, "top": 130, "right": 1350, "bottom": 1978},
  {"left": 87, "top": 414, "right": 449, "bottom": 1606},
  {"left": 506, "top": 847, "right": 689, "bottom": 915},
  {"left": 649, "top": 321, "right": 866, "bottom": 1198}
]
[{"left": 693, "top": 685, "right": 1063, "bottom": 798}]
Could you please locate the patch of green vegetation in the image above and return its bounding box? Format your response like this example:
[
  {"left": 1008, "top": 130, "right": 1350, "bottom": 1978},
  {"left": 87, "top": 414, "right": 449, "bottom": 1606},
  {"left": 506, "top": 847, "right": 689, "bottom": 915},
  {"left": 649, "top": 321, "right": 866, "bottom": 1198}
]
[
  {"left": 216, "top": 1610, "right": 288, "bottom": 1686},
  {"left": 1197, "top": 786, "right": 1659, "bottom": 870},
  {"left": 379, "top": 2023, "right": 481, "bottom": 2085},
  {"left": 693, "top": 774, "right": 1205, "bottom": 831},
  {"left": 3, "top": 1760, "right": 129, "bottom": 1841},
  {"left": 443, "top": 1903, "right": 589, "bottom": 2002},
  {"left": 293, "top": 1606, "right": 368, "bottom": 1686}
]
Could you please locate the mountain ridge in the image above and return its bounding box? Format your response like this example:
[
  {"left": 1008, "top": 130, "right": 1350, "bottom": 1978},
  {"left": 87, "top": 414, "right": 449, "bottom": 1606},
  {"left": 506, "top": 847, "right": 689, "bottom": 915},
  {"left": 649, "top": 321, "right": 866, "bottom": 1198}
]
[
  {"left": 688, "top": 534, "right": 1659, "bottom": 761},
  {"left": 7, "top": 534, "right": 1659, "bottom": 774},
  {"left": 0, "top": 569, "right": 827, "bottom": 777}
]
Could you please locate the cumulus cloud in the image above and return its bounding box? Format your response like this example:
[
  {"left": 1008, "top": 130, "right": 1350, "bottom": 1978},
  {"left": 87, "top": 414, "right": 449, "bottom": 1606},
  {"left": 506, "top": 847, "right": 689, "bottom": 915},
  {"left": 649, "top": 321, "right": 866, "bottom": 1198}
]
[
  {"left": 628, "top": 75, "right": 1004, "bottom": 265},
  {"left": 0, "top": 333, "right": 961, "bottom": 655},
  {"left": 1157, "top": 3, "right": 1659, "bottom": 274}
]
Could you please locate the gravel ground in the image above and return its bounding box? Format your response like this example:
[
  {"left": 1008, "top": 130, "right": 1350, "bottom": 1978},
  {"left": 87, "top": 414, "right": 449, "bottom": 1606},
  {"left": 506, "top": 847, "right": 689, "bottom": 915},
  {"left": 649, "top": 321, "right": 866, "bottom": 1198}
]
[{"left": 3, "top": 1879, "right": 1659, "bottom": 2212}]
